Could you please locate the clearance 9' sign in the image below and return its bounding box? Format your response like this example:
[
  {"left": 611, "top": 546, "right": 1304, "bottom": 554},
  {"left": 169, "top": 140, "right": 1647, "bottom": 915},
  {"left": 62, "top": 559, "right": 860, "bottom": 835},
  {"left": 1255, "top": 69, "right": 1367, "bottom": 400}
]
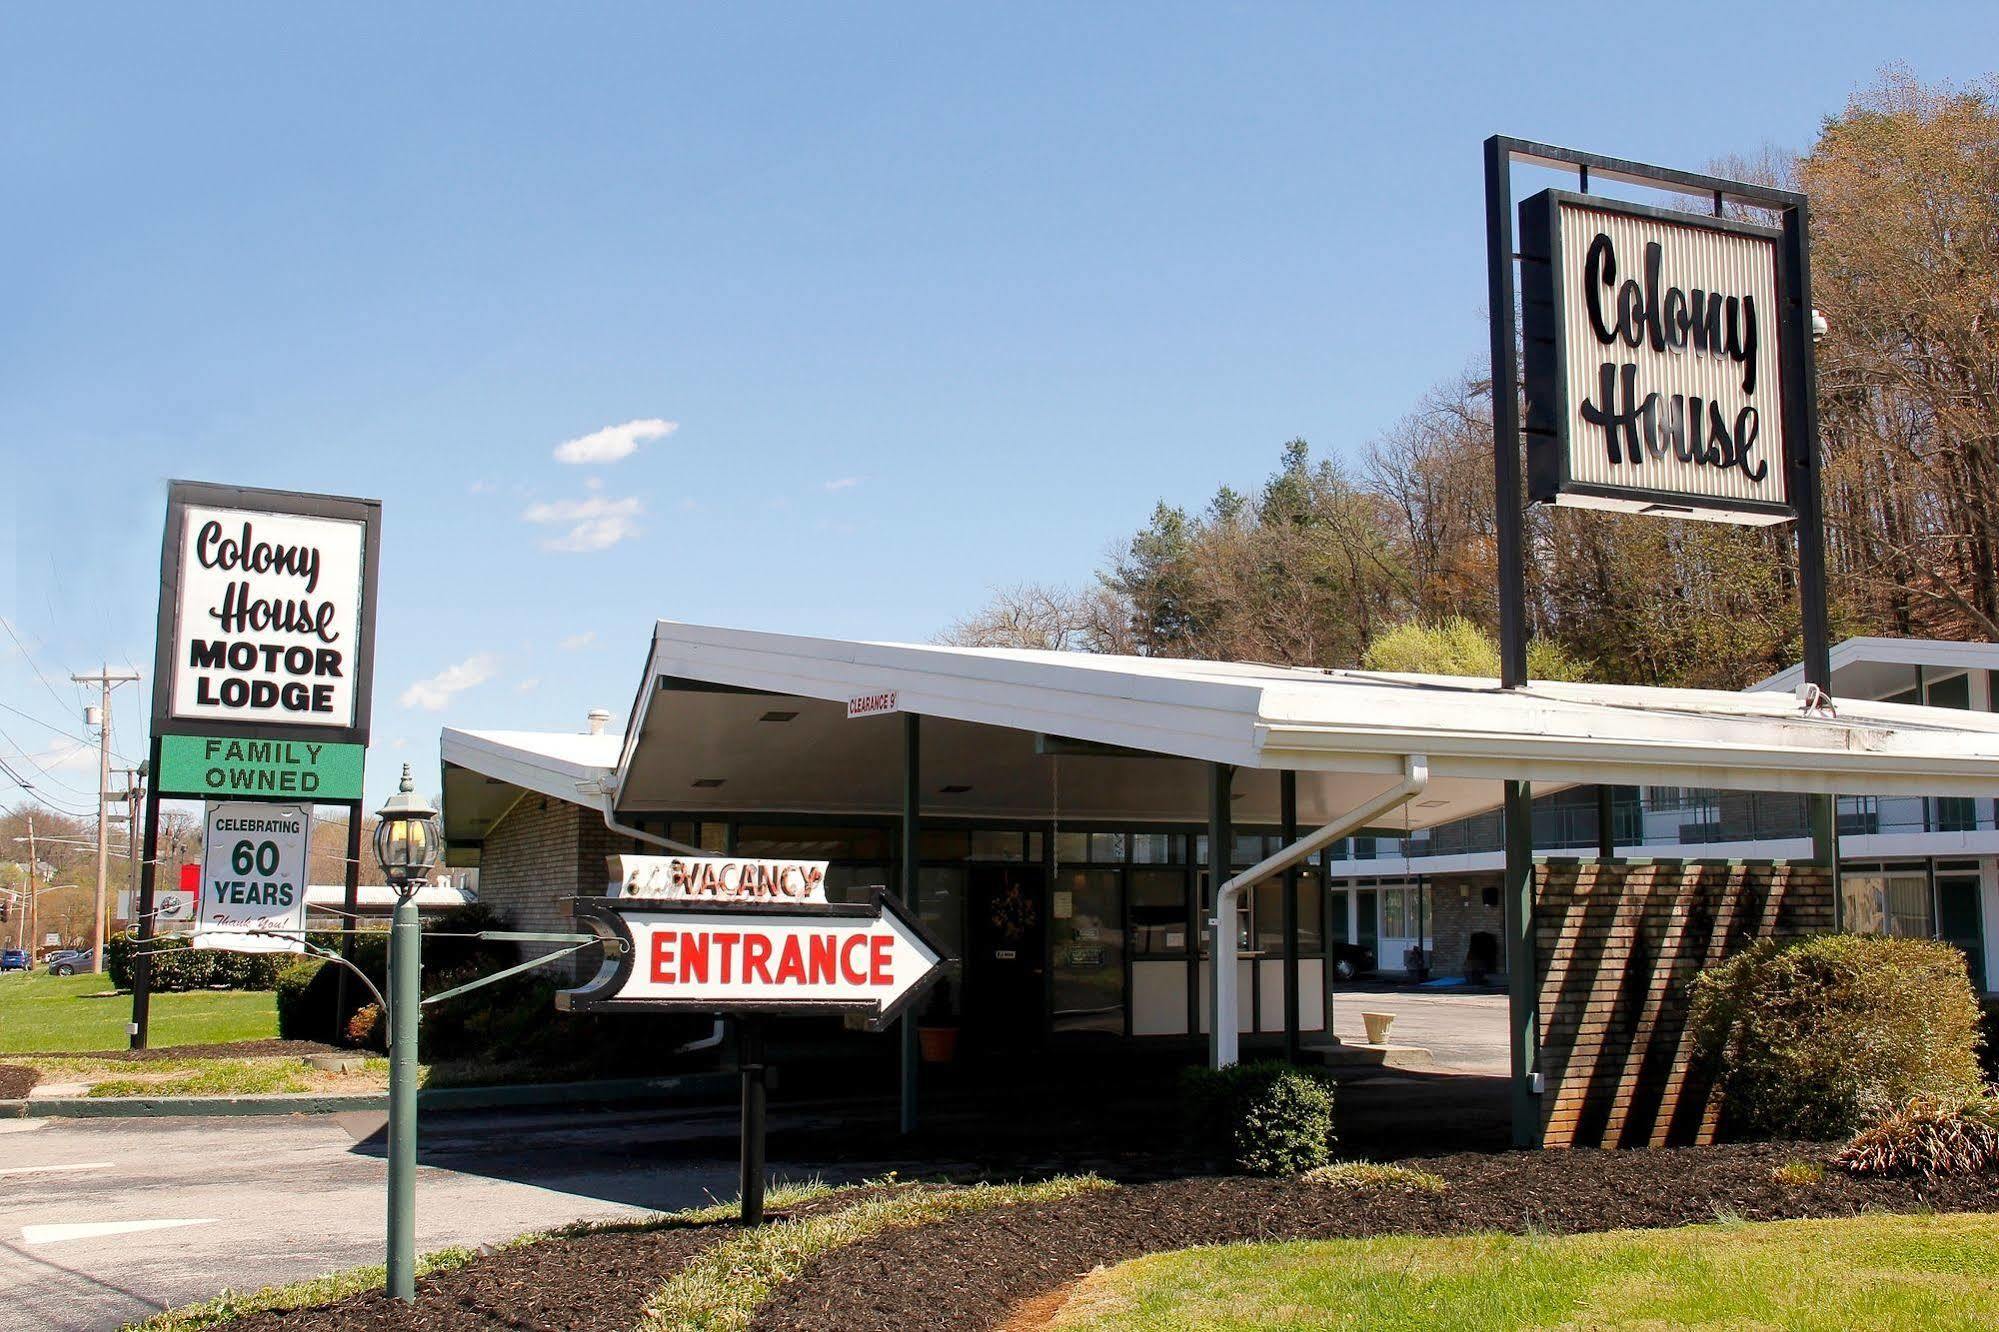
[{"left": 151, "top": 483, "right": 382, "bottom": 746}]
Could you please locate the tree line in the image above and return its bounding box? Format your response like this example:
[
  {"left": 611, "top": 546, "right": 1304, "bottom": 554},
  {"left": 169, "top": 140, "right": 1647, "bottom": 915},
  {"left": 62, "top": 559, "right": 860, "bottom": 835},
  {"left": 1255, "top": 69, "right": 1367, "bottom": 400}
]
[{"left": 945, "top": 71, "right": 1999, "bottom": 690}]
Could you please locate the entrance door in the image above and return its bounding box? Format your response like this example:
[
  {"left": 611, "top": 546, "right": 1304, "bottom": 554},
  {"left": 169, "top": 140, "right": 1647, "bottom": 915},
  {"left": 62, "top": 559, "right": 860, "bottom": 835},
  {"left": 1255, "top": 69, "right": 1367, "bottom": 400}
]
[
  {"left": 1937, "top": 869, "right": 1987, "bottom": 992},
  {"left": 963, "top": 865, "right": 1047, "bottom": 1048}
]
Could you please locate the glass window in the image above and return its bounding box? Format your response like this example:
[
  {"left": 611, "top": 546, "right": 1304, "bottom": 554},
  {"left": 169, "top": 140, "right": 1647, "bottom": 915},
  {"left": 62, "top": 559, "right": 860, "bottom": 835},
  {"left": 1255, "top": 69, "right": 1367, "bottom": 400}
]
[
  {"left": 1089, "top": 832, "right": 1127, "bottom": 863},
  {"left": 1232, "top": 834, "right": 1267, "bottom": 867},
  {"left": 918, "top": 829, "right": 971, "bottom": 860},
  {"left": 1130, "top": 833, "right": 1181, "bottom": 864},
  {"left": 1297, "top": 870, "right": 1324, "bottom": 953},
  {"left": 1381, "top": 887, "right": 1407, "bottom": 938},
  {"left": 1928, "top": 674, "right": 1972, "bottom": 709},
  {"left": 1843, "top": 871, "right": 1935, "bottom": 939},
  {"left": 699, "top": 821, "right": 728, "bottom": 854},
  {"left": 1024, "top": 831, "right": 1044, "bottom": 863},
  {"left": 1130, "top": 868, "right": 1187, "bottom": 956},
  {"left": 737, "top": 825, "right": 891, "bottom": 860},
  {"left": 823, "top": 863, "right": 889, "bottom": 905},
  {"left": 1055, "top": 833, "right": 1089, "bottom": 867},
  {"left": 917, "top": 867, "right": 966, "bottom": 1014},
  {"left": 968, "top": 830, "right": 1025, "bottom": 862},
  {"left": 1052, "top": 868, "right": 1123, "bottom": 1034}
]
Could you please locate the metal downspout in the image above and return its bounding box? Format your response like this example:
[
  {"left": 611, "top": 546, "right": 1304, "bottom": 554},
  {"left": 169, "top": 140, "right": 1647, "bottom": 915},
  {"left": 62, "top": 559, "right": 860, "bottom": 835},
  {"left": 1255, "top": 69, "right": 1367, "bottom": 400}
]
[{"left": 1209, "top": 755, "right": 1430, "bottom": 1069}]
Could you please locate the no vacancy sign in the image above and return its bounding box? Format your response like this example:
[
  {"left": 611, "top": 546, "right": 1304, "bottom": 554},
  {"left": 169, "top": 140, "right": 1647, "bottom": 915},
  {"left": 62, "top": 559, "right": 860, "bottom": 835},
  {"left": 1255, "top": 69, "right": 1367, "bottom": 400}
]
[{"left": 193, "top": 801, "right": 310, "bottom": 953}]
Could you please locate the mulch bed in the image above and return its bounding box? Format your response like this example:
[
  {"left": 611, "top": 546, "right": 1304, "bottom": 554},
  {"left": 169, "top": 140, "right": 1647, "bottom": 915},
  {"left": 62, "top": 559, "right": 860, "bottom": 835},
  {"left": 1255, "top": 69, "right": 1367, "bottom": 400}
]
[
  {"left": 205, "top": 1189, "right": 872, "bottom": 1332},
  {"left": 0, "top": 1064, "right": 37, "bottom": 1098},
  {"left": 753, "top": 1142, "right": 1999, "bottom": 1332}
]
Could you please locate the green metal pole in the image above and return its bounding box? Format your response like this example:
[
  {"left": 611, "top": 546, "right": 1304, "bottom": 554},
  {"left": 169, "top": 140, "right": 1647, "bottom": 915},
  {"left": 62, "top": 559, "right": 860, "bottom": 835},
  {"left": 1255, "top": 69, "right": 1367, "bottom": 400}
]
[{"left": 386, "top": 894, "right": 420, "bottom": 1302}]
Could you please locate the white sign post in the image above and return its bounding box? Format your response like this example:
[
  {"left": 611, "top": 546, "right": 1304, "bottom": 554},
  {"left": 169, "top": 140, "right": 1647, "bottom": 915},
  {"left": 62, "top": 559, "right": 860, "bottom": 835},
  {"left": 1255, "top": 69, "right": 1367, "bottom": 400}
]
[{"left": 193, "top": 801, "right": 309, "bottom": 953}]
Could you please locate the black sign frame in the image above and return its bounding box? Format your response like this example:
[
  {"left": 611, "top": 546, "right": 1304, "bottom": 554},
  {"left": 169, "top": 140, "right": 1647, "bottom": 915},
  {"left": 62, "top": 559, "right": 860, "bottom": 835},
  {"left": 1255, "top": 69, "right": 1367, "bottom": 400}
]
[
  {"left": 149, "top": 479, "right": 384, "bottom": 749},
  {"left": 1518, "top": 188, "right": 1798, "bottom": 525}
]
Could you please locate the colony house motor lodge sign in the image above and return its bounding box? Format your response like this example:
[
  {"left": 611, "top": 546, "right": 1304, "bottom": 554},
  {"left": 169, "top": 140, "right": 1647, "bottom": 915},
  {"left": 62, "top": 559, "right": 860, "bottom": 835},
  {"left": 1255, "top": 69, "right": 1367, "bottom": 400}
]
[
  {"left": 560, "top": 855, "right": 947, "bottom": 1030},
  {"left": 1521, "top": 191, "right": 1796, "bottom": 525},
  {"left": 151, "top": 483, "right": 381, "bottom": 801}
]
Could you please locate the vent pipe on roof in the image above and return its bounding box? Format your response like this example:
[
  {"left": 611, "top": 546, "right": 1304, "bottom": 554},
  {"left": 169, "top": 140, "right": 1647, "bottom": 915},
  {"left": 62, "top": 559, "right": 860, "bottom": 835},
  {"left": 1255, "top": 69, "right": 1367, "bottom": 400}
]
[{"left": 587, "top": 708, "right": 612, "bottom": 735}]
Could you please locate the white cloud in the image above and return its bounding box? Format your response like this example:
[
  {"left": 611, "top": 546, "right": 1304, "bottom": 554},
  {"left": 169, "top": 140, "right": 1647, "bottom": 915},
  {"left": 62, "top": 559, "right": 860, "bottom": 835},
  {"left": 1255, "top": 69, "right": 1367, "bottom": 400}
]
[
  {"left": 522, "top": 495, "right": 643, "bottom": 552},
  {"left": 516, "top": 678, "right": 541, "bottom": 694},
  {"left": 390, "top": 737, "right": 409, "bottom": 751},
  {"left": 467, "top": 479, "right": 494, "bottom": 495},
  {"left": 553, "top": 418, "right": 677, "bottom": 465},
  {"left": 27, "top": 738, "right": 95, "bottom": 773},
  {"left": 823, "top": 477, "right": 861, "bottom": 492},
  {"left": 560, "top": 632, "right": 597, "bottom": 651},
  {"left": 400, "top": 653, "right": 498, "bottom": 711}
]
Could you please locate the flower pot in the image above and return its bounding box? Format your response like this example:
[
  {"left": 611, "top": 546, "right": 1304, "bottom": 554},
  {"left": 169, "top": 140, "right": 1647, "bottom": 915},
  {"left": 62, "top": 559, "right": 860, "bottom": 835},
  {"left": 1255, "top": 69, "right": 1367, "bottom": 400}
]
[
  {"left": 1361, "top": 1011, "right": 1396, "bottom": 1045},
  {"left": 917, "top": 1025, "right": 959, "bottom": 1063}
]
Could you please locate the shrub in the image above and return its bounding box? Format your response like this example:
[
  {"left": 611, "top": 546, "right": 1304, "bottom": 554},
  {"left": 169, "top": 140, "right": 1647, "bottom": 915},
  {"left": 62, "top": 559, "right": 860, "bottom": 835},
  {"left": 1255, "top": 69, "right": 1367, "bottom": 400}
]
[
  {"left": 1689, "top": 934, "right": 1985, "bottom": 1139},
  {"left": 1182, "top": 1061, "right": 1337, "bottom": 1176},
  {"left": 275, "top": 958, "right": 331, "bottom": 1040},
  {"left": 105, "top": 932, "right": 288, "bottom": 992},
  {"left": 346, "top": 1003, "right": 387, "bottom": 1051},
  {"left": 1836, "top": 1090, "right": 1999, "bottom": 1179}
]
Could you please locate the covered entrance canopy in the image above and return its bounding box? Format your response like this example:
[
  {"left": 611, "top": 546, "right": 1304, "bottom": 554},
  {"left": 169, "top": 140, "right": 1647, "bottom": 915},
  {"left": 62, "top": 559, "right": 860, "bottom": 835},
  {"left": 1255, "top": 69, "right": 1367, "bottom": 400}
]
[
  {"left": 440, "top": 620, "right": 1999, "bottom": 1138},
  {"left": 592, "top": 622, "right": 1999, "bottom": 825}
]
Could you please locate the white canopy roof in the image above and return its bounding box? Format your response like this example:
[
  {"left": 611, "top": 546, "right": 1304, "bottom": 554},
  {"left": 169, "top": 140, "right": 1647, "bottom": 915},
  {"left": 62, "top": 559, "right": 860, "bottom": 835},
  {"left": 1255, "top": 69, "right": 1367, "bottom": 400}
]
[{"left": 441, "top": 621, "right": 1999, "bottom": 857}]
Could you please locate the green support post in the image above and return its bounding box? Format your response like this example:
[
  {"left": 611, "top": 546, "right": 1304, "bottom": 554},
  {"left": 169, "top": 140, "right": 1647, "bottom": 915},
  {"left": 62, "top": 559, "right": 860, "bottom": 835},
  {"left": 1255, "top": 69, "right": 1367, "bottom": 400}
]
[
  {"left": 386, "top": 894, "right": 421, "bottom": 1302},
  {"left": 1503, "top": 779, "right": 1539, "bottom": 1149},
  {"left": 899, "top": 712, "right": 920, "bottom": 1135}
]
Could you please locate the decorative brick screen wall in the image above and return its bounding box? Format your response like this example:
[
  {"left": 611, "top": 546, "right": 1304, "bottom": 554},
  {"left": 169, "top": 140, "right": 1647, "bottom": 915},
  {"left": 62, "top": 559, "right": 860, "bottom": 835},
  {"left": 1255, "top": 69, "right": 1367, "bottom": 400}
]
[{"left": 1535, "top": 859, "right": 1834, "bottom": 1150}]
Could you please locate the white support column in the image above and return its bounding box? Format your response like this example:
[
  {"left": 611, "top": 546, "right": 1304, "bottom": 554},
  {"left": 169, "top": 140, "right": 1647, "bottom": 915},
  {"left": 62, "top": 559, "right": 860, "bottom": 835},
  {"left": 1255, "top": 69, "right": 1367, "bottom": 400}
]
[{"left": 1210, "top": 755, "right": 1429, "bottom": 1069}]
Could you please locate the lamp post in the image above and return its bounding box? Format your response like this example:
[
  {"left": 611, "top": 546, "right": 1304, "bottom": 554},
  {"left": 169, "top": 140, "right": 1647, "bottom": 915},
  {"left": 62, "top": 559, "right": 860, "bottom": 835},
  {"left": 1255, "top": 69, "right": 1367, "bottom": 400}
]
[{"left": 373, "top": 763, "right": 439, "bottom": 1304}]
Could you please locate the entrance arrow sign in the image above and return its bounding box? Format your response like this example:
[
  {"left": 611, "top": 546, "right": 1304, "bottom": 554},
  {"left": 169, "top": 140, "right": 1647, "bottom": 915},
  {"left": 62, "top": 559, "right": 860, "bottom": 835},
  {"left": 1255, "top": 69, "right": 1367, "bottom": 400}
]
[{"left": 557, "top": 890, "right": 948, "bottom": 1032}]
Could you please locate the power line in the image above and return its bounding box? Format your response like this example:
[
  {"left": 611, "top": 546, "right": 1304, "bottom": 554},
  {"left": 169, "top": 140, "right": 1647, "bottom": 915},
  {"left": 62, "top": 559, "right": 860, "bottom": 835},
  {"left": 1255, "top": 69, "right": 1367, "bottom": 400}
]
[
  {"left": 0, "top": 614, "right": 81, "bottom": 717},
  {"left": 0, "top": 723, "right": 98, "bottom": 798}
]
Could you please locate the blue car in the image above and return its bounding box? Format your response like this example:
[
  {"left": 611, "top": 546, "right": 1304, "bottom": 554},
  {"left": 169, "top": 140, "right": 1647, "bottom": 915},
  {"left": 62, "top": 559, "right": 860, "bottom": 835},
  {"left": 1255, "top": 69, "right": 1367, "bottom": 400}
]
[{"left": 0, "top": 949, "right": 28, "bottom": 972}]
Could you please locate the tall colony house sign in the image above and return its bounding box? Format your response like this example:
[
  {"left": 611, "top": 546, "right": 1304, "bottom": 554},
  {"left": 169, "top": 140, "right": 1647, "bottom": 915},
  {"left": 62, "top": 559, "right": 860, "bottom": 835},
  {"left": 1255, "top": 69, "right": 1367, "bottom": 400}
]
[{"left": 1521, "top": 191, "right": 1794, "bottom": 524}]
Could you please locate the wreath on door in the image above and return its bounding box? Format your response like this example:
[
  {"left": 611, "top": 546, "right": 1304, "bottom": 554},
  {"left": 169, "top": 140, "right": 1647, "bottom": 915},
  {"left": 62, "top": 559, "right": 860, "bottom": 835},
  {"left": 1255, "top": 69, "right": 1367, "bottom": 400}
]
[{"left": 988, "top": 882, "right": 1038, "bottom": 942}]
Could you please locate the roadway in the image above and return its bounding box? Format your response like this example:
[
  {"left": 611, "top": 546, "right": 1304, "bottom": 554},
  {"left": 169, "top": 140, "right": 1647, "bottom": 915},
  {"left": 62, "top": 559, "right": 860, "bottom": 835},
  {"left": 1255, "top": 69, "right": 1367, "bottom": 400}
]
[{"left": 0, "top": 1105, "right": 857, "bottom": 1332}]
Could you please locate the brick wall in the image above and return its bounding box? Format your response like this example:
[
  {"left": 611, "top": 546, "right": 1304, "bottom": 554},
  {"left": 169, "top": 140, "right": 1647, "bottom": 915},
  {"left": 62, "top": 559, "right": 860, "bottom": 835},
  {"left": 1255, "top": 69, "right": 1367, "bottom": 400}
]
[
  {"left": 1534, "top": 859, "right": 1833, "bottom": 1150},
  {"left": 478, "top": 793, "right": 641, "bottom": 981},
  {"left": 1426, "top": 873, "right": 1504, "bottom": 979}
]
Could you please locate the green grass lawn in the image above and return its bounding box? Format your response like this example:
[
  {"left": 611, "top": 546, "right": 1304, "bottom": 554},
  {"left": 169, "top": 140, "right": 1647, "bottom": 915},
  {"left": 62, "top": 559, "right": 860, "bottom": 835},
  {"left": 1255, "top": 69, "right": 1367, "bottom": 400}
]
[
  {"left": 1051, "top": 1212, "right": 1999, "bottom": 1331},
  {"left": 0, "top": 970, "right": 276, "bottom": 1054}
]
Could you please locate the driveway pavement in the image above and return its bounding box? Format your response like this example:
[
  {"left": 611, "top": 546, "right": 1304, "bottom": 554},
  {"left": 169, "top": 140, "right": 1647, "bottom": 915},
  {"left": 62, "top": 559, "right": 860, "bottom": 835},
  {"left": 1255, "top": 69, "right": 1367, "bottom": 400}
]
[
  {"left": 0, "top": 1106, "right": 856, "bottom": 1332},
  {"left": 1327, "top": 983, "right": 1510, "bottom": 1073}
]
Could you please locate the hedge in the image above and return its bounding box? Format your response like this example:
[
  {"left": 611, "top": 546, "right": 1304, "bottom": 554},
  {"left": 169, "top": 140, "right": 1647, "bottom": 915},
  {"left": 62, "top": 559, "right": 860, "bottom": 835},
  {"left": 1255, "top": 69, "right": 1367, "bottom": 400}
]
[
  {"left": 1182, "top": 1060, "right": 1338, "bottom": 1175},
  {"left": 104, "top": 931, "right": 288, "bottom": 992},
  {"left": 1690, "top": 933, "right": 1985, "bottom": 1140}
]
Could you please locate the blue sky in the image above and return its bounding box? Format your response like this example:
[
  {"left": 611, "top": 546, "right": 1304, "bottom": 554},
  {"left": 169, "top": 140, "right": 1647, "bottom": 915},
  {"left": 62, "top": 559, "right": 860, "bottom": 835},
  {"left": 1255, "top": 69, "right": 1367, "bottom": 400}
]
[{"left": 5, "top": 4, "right": 1997, "bottom": 816}]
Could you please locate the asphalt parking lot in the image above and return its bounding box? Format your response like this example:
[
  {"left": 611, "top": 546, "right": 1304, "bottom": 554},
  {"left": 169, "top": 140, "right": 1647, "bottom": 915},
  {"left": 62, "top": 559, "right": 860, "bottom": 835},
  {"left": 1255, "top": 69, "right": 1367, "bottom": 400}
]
[
  {"left": 1327, "top": 982, "right": 1510, "bottom": 1073},
  {"left": 0, "top": 1106, "right": 859, "bottom": 1332}
]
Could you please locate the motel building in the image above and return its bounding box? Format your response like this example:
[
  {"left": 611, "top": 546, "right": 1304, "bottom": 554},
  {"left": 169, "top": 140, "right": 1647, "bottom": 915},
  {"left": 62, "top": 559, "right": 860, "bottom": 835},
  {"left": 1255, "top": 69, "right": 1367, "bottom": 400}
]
[{"left": 438, "top": 621, "right": 1999, "bottom": 1148}]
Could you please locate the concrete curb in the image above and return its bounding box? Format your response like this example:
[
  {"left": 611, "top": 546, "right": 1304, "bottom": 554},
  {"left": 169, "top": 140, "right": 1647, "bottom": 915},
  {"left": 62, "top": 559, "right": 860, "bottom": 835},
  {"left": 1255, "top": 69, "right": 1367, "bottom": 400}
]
[{"left": 0, "top": 1071, "right": 738, "bottom": 1119}]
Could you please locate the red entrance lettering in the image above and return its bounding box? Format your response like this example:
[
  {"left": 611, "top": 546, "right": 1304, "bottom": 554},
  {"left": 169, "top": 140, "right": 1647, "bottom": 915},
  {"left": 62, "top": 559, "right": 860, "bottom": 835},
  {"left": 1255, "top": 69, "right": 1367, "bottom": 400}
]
[
  {"left": 680, "top": 931, "right": 708, "bottom": 984},
  {"left": 870, "top": 935, "right": 892, "bottom": 985},
  {"left": 774, "top": 935, "right": 806, "bottom": 984},
  {"left": 743, "top": 934, "right": 774, "bottom": 984},
  {"left": 840, "top": 935, "right": 869, "bottom": 984},
  {"left": 714, "top": 931, "right": 740, "bottom": 982},
  {"left": 651, "top": 930, "right": 677, "bottom": 983},
  {"left": 807, "top": 934, "right": 836, "bottom": 984}
]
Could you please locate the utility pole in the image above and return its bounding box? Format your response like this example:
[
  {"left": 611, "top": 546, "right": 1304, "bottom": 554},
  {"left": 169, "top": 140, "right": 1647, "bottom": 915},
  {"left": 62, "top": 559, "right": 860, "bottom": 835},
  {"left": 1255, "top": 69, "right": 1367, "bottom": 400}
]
[
  {"left": 119, "top": 767, "right": 143, "bottom": 923},
  {"left": 21, "top": 815, "right": 36, "bottom": 956},
  {"left": 72, "top": 666, "right": 139, "bottom": 974}
]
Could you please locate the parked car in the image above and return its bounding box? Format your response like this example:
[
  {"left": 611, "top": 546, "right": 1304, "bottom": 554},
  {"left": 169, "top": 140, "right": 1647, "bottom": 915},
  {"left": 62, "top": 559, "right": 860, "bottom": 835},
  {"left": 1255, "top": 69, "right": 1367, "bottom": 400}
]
[
  {"left": 0, "top": 949, "right": 28, "bottom": 972},
  {"left": 44, "top": 948, "right": 92, "bottom": 977},
  {"left": 1331, "top": 942, "right": 1376, "bottom": 982}
]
